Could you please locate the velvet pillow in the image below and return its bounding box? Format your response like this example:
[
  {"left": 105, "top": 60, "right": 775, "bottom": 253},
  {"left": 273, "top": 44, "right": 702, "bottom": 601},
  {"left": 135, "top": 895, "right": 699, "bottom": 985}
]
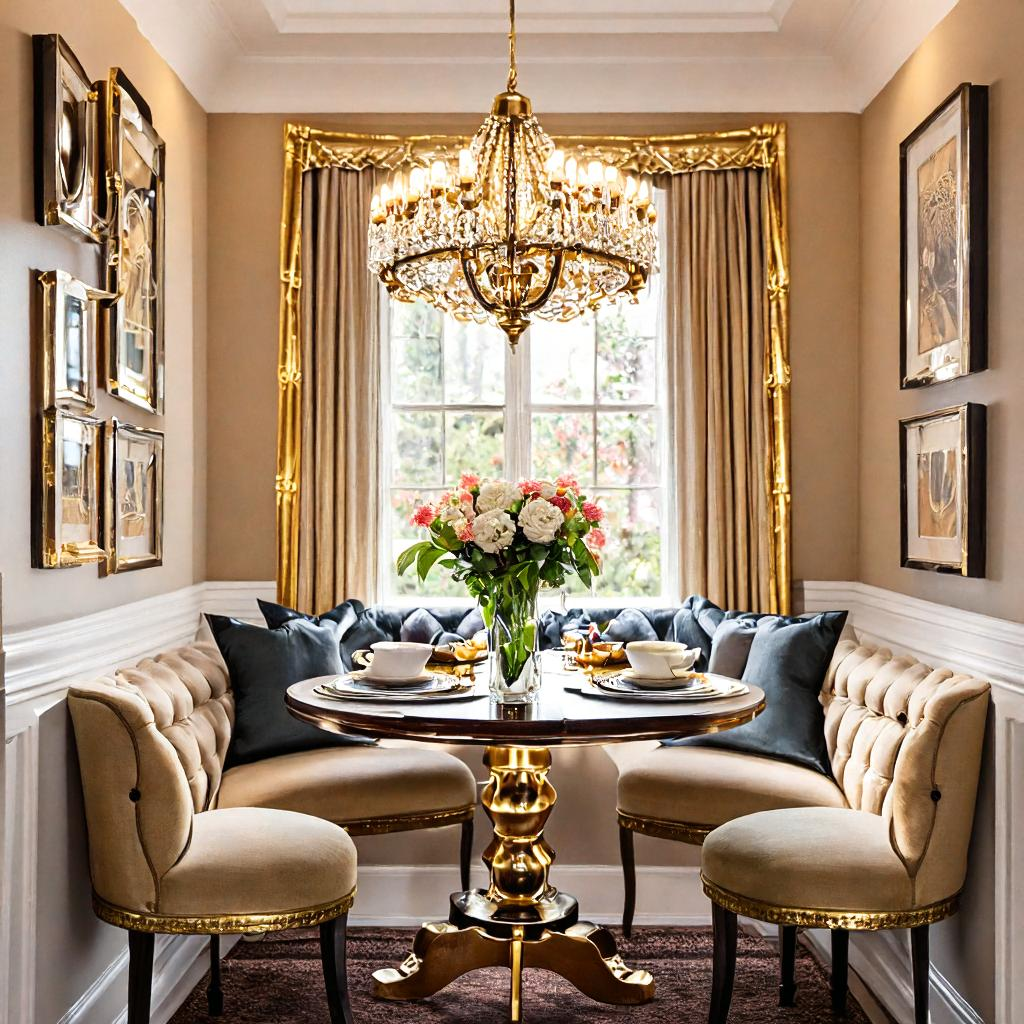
[
  {"left": 670, "top": 595, "right": 727, "bottom": 671},
  {"left": 708, "top": 617, "right": 759, "bottom": 679},
  {"left": 258, "top": 597, "right": 364, "bottom": 635},
  {"left": 207, "top": 614, "right": 376, "bottom": 769},
  {"left": 399, "top": 607, "right": 446, "bottom": 644},
  {"left": 668, "top": 611, "right": 848, "bottom": 776}
]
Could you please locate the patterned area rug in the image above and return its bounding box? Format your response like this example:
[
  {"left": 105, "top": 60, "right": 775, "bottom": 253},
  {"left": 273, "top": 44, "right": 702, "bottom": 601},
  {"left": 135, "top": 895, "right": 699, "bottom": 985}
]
[{"left": 170, "top": 926, "right": 871, "bottom": 1023}]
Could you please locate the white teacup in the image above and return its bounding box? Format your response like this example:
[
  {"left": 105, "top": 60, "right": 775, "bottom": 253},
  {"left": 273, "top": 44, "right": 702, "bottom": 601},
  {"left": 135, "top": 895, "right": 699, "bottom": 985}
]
[
  {"left": 353, "top": 641, "right": 433, "bottom": 683},
  {"left": 625, "top": 640, "right": 700, "bottom": 682}
]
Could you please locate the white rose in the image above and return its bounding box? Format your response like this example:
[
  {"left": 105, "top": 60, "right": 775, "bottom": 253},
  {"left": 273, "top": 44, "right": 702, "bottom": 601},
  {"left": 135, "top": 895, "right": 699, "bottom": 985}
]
[
  {"left": 438, "top": 502, "right": 463, "bottom": 523},
  {"left": 518, "top": 498, "right": 565, "bottom": 544},
  {"left": 538, "top": 481, "right": 557, "bottom": 499},
  {"left": 476, "top": 479, "right": 521, "bottom": 514},
  {"left": 472, "top": 509, "right": 516, "bottom": 553}
]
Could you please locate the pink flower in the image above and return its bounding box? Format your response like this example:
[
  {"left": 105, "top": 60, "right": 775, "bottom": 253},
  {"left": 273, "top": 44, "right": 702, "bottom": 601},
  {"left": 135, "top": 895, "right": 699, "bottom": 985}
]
[
  {"left": 458, "top": 490, "right": 474, "bottom": 505},
  {"left": 410, "top": 504, "right": 436, "bottom": 527},
  {"left": 460, "top": 473, "right": 481, "bottom": 489},
  {"left": 518, "top": 478, "right": 543, "bottom": 496},
  {"left": 581, "top": 501, "right": 604, "bottom": 523},
  {"left": 556, "top": 474, "right": 580, "bottom": 494},
  {"left": 456, "top": 521, "right": 474, "bottom": 542},
  {"left": 585, "top": 527, "right": 607, "bottom": 549},
  {"left": 548, "top": 494, "right": 571, "bottom": 514}
]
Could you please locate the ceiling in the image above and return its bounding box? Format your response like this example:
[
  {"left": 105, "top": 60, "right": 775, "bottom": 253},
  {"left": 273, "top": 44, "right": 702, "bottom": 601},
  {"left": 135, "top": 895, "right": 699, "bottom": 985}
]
[{"left": 118, "top": 0, "right": 960, "bottom": 113}]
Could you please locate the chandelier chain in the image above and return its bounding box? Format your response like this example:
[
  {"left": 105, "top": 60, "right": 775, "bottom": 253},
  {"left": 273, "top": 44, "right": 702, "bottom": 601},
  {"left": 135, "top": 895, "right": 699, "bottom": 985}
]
[{"left": 507, "top": 0, "right": 518, "bottom": 92}]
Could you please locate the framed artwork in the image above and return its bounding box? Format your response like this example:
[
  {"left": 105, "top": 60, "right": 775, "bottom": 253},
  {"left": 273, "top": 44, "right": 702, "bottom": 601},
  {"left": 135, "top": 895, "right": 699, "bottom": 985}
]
[
  {"left": 103, "top": 69, "right": 165, "bottom": 414},
  {"left": 900, "top": 83, "right": 988, "bottom": 389},
  {"left": 37, "top": 269, "right": 111, "bottom": 410},
  {"left": 33, "top": 34, "right": 105, "bottom": 243},
  {"left": 900, "top": 404, "right": 985, "bottom": 577},
  {"left": 34, "top": 409, "right": 106, "bottom": 569},
  {"left": 102, "top": 420, "right": 164, "bottom": 574}
]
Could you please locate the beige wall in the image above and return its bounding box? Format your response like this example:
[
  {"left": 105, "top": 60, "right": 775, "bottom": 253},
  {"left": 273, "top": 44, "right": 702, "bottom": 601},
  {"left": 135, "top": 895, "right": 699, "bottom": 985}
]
[
  {"left": 206, "top": 110, "right": 862, "bottom": 587},
  {"left": 0, "top": 1, "right": 208, "bottom": 631},
  {"left": 859, "top": 0, "right": 1024, "bottom": 623}
]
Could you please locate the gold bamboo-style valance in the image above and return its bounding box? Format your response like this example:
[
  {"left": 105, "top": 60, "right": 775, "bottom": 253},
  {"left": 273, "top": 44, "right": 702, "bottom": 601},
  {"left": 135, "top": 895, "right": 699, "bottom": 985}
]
[{"left": 278, "top": 121, "right": 791, "bottom": 613}]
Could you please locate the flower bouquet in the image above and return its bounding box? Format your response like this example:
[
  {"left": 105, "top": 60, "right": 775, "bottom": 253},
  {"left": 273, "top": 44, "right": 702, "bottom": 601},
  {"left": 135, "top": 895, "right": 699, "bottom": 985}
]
[{"left": 397, "top": 474, "right": 606, "bottom": 702}]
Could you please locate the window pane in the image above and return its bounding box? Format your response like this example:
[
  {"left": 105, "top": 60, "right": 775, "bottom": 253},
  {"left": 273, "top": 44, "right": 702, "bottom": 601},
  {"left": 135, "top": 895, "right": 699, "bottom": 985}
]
[
  {"left": 388, "top": 488, "right": 464, "bottom": 598},
  {"left": 530, "top": 315, "right": 595, "bottom": 404},
  {"left": 392, "top": 411, "right": 442, "bottom": 485},
  {"left": 391, "top": 302, "right": 442, "bottom": 404},
  {"left": 444, "top": 320, "right": 505, "bottom": 404},
  {"left": 445, "top": 410, "right": 504, "bottom": 484},
  {"left": 531, "top": 411, "right": 594, "bottom": 483},
  {"left": 597, "top": 411, "right": 658, "bottom": 486},
  {"left": 590, "top": 489, "right": 661, "bottom": 597},
  {"left": 597, "top": 306, "right": 656, "bottom": 404}
]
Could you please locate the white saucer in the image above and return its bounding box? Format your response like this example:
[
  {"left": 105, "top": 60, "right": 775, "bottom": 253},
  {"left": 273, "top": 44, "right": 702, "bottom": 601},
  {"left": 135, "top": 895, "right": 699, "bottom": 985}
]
[
  {"left": 618, "top": 667, "right": 702, "bottom": 690},
  {"left": 349, "top": 668, "right": 435, "bottom": 687}
]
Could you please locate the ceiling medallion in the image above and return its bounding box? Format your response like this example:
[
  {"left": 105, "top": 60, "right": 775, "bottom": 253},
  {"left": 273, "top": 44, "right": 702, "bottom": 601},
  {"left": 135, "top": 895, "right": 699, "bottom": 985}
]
[{"left": 367, "top": 0, "right": 659, "bottom": 349}]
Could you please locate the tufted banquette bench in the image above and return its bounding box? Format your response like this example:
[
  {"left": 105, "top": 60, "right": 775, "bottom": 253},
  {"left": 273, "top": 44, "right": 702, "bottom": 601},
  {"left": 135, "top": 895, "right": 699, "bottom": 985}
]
[
  {"left": 68, "top": 639, "right": 478, "bottom": 1016},
  {"left": 609, "top": 639, "right": 991, "bottom": 1018}
]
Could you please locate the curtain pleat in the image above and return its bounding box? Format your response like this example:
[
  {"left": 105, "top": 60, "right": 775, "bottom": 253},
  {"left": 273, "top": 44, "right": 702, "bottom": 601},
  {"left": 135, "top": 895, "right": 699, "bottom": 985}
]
[
  {"left": 297, "top": 167, "right": 380, "bottom": 610},
  {"left": 665, "top": 169, "right": 771, "bottom": 611}
]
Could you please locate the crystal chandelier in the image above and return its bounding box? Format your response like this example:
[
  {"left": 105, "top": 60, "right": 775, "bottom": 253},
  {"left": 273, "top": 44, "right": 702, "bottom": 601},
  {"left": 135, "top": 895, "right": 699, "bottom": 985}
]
[{"left": 367, "top": 0, "right": 658, "bottom": 349}]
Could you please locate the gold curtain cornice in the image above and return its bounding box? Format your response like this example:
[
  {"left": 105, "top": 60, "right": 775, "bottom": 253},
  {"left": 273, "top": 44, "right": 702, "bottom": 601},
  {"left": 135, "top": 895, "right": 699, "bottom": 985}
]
[{"left": 277, "top": 121, "right": 791, "bottom": 613}]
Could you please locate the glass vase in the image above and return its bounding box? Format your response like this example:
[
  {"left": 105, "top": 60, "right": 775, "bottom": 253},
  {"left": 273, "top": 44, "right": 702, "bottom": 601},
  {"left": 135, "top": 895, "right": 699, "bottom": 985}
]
[{"left": 487, "top": 587, "right": 542, "bottom": 704}]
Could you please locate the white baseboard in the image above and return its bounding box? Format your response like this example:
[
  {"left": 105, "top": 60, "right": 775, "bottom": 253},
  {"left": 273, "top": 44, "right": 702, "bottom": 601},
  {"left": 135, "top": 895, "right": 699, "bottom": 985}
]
[{"left": 349, "top": 864, "right": 708, "bottom": 928}]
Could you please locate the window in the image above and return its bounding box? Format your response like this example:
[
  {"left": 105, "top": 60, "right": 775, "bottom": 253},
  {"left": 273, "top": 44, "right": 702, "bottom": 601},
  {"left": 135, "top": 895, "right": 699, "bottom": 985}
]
[{"left": 382, "top": 273, "right": 670, "bottom": 602}]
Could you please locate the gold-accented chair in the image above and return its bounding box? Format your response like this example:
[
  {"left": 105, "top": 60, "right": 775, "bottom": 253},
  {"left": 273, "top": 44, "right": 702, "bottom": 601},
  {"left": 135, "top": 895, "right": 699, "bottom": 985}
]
[
  {"left": 700, "top": 643, "right": 990, "bottom": 1024},
  {"left": 67, "top": 645, "right": 358, "bottom": 1024}
]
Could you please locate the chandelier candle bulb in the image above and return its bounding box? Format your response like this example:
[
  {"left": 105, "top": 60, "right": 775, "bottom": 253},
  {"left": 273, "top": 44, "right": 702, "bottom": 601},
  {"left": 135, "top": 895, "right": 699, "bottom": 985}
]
[
  {"left": 459, "top": 148, "right": 476, "bottom": 184},
  {"left": 408, "top": 166, "right": 425, "bottom": 202}
]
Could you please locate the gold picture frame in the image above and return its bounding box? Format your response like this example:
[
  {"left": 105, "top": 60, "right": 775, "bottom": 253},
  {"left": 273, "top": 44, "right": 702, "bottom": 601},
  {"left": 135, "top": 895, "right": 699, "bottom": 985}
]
[
  {"left": 900, "top": 404, "right": 986, "bottom": 577},
  {"left": 33, "top": 34, "right": 105, "bottom": 243},
  {"left": 102, "top": 420, "right": 164, "bottom": 574},
  {"left": 37, "top": 269, "right": 114, "bottom": 411},
  {"left": 102, "top": 69, "right": 165, "bottom": 414},
  {"left": 35, "top": 409, "right": 106, "bottom": 569}
]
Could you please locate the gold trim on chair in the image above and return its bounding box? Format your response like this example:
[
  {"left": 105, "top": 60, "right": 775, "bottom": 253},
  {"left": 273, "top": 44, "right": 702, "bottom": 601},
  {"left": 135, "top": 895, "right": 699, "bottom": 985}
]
[
  {"left": 701, "top": 877, "right": 959, "bottom": 931},
  {"left": 93, "top": 887, "right": 357, "bottom": 935},
  {"left": 618, "top": 811, "right": 713, "bottom": 845},
  {"left": 342, "top": 804, "right": 476, "bottom": 837},
  {"left": 277, "top": 122, "right": 791, "bottom": 613}
]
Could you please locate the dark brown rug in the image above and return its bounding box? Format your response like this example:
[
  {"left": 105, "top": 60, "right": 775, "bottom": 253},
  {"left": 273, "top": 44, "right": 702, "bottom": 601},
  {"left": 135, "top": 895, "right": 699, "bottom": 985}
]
[{"left": 170, "top": 926, "right": 871, "bottom": 1023}]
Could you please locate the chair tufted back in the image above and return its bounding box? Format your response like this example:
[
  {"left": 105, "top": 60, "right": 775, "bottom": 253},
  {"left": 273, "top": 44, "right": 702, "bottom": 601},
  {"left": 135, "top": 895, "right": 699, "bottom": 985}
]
[
  {"left": 67, "top": 642, "right": 234, "bottom": 914},
  {"left": 822, "top": 640, "right": 990, "bottom": 904}
]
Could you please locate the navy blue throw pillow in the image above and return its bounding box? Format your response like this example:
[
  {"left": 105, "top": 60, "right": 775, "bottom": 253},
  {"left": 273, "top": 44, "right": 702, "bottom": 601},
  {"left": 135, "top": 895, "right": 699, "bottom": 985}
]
[
  {"left": 602, "top": 608, "right": 658, "bottom": 643},
  {"left": 668, "top": 611, "right": 848, "bottom": 776},
  {"left": 257, "top": 596, "right": 364, "bottom": 636},
  {"left": 400, "top": 608, "right": 446, "bottom": 645},
  {"left": 670, "top": 595, "right": 727, "bottom": 670},
  {"left": 207, "top": 614, "right": 376, "bottom": 769}
]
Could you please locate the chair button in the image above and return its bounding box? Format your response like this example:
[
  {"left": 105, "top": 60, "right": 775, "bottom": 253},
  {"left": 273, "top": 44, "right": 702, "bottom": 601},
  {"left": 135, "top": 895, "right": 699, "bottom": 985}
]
[
  {"left": 931, "top": 789, "right": 941, "bottom": 802},
  {"left": 129, "top": 788, "right": 142, "bottom": 802}
]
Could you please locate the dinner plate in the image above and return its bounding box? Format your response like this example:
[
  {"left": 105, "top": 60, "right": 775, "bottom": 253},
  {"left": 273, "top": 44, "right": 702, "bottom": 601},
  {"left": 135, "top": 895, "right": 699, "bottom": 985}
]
[
  {"left": 615, "top": 668, "right": 704, "bottom": 689},
  {"left": 348, "top": 668, "right": 435, "bottom": 687},
  {"left": 594, "top": 674, "right": 748, "bottom": 702},
  {"left": 314, "top": 673, "right": 478, "bottom": 703}
]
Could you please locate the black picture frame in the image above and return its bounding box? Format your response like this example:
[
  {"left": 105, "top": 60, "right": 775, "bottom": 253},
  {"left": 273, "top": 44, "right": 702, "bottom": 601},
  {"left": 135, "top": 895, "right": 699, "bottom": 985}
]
[
  {"left": 899, "top": 83, "right": 988, "bottom": 389},
  {"left": 899, "top": 403, "right": 986, "bottom": 577}
]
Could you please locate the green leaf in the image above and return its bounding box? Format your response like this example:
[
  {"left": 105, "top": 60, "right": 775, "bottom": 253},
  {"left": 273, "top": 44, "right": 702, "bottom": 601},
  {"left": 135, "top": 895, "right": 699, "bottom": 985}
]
[
  {"left": 396, "top": 542, "right": 427, "bottom": 577},
  {"left": 416, "top": 544, "right": 447, "bottom": 581}
]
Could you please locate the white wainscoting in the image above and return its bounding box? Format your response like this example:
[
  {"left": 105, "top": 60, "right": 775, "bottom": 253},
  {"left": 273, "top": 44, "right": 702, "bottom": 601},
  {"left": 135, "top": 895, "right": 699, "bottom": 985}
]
[{"left": 3, "top": 580, "right": 1022, "bottom": 1023}]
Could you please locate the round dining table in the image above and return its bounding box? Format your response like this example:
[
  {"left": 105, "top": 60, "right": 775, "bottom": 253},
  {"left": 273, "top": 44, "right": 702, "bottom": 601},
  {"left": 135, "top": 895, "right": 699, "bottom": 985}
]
[{"left": 287, "top": 654, "right": 765, "bottom": 1023}]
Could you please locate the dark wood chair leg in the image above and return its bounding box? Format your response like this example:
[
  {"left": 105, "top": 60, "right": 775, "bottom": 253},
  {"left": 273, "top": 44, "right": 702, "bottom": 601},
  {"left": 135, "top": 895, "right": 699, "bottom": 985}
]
[
  {"left": 460, "top": 817, "right": 474, "bottom": 891},
  {"left": 911, "top": 924, "right": 930, "bottom": 1024},
  {"left": 779, "top": 924, "right": 797, "bottom": 1006},
  {"left": 207, "top": 934, "right": 224, "bottom": 1016},
  {"left": 127, "top": 931, "right": 155, "bottom": 1024},
  {"left": 831, "top": 928, "right": 849, "bottom": 1016},
  {"left": 709, "top": 903, "right": 738, "bottom": 1024},
  {"left": 619, "top": 824, "right": 637, "bottom": 939},
  {"left": 320, "top": 913, "right": 354, "bottom": 1024}
]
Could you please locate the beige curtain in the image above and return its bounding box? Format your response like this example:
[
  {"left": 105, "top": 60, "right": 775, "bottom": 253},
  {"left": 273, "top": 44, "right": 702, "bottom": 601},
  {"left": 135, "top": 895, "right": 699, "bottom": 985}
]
[
  {"left": 665, "top": 169, "right": 772, "bottom": 611},
  {"left": 296, "top": 167, "right": 380, "bottom": 610}
]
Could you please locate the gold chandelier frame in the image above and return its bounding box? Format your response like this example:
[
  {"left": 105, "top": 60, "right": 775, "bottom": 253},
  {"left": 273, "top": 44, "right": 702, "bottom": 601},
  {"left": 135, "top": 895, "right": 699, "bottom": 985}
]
[{"left": 277, "top": 121, "right": 791, "bottom": 614}]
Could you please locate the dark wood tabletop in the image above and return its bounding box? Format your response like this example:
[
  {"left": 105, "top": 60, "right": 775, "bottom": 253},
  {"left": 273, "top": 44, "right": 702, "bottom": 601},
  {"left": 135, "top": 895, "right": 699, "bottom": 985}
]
[{"left": 286, "top": 656, "right": 765, "bottom": 747}]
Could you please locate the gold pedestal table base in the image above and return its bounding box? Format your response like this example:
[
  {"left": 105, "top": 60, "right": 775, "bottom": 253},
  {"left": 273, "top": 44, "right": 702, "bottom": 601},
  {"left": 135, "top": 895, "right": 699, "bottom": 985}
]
[{"left": 372, "top": 746, "right": 655, "bottom": 1022}]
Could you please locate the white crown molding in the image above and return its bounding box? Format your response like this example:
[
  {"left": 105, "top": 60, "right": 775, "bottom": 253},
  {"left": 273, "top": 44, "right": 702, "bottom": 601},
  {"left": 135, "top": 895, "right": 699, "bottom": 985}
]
[{"left": 116, "top": 0, "right": 960, "bottom": 113}]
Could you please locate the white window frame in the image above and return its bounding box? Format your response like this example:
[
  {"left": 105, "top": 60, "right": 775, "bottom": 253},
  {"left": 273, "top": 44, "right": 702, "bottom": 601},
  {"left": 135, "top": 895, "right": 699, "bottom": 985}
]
[{"left": 379, "top": 215, "right": 675, "bottom": 607}]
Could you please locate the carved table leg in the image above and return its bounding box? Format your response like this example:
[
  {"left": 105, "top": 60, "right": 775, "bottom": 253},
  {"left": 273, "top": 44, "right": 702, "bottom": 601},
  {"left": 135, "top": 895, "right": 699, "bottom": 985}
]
[{"left": 373, "top": 746, "right": 656, "bottom": 1018}]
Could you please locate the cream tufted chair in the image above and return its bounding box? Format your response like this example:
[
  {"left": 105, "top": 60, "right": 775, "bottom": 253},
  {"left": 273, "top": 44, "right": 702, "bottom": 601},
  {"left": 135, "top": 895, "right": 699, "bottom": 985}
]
[
  {"left": 68, "top": 643, "right": 358, "bottom": 1023},
  {"left": 701, "top": 641, "right": 990, "bottom": 1024}
]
